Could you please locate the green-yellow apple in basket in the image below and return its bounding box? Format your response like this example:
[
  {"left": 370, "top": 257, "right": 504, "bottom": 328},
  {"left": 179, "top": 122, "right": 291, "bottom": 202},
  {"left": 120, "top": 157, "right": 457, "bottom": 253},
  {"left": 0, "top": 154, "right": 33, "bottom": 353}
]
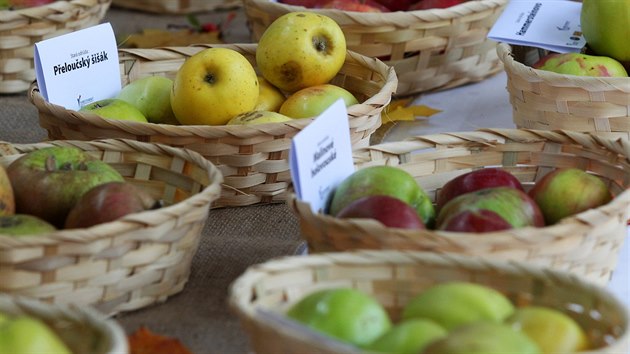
[
  {"left": 79, "top": 98, "right": 148, "bottom": 122},
  {"left": 0, "top": 164, "right": 15, "bottom": 216},
  {"left": 226, "top": 111, "right": 293, "bottom": 125},
  {"left": 0, "top": 214, "right": 56, "bottom": 236},
  {"left": 117, "top": 76, "right": 180, "bottom": 125},
  {"left": 581, "top": 0, "right": 630, "bottom": 64},
  {"left": 6, "top": 146, "right": 125, "bottom": 228},
  {"left": 170, "top": 47, "right": 259, "bottom": 126},
  {"left": 256, "top": 11, "right": 347, "bottom": 93},
  {"left": 279, "top": 84, "right": 358, "bottom": 118},
  {"left": 532, "top": 52, "right": 628, "bottom": 77},
  {"left": 365, "top": 318, "right": 447, "bottom": 354},
  {"left": 0, "top": 313, "right": 71, "bottom": 354},
  {"left": 254, "top": 76, "right": 286, "bottom": 112}
]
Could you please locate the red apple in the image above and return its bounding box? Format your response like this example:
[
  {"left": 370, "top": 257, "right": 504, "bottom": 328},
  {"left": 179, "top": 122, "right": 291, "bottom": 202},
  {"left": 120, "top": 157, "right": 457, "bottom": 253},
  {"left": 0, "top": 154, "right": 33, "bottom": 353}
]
[
  {"left": 336, "top": 195, "right": 426, "bottom": 229},
  {"left": 528, "top": 168, "right": 612, "bottom": 225},
  {"left": 373, "top": 0, "right": 414, "bottom": 11},
  {"left": 278, "top": 0, "right": 325, "bottom": 8},
  {"left": 65, "top": 181, "right": 159, "bottom": 229},
  {"left": 436, "top": 187, "right": 545, "bottom": 231},
  {"left": 439, "top": 209, "right": 513, "bottom": 232},
  {"left": 322, "top": 0, "right": 385, "bottom": 12},
  {"left": 436, "top": 168, "right": 524, "bottom": 212},
  {"left": 1, "top": 0, "right": 54, "bottom": 9},
  {"left": 409, "top": 0, "right": 465, "bottom": 10}
]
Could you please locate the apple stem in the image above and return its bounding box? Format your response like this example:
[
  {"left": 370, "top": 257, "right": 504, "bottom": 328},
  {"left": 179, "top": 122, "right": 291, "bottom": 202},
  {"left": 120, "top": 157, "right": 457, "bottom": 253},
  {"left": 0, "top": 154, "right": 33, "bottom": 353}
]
[
  {"left": 204, "top": 73, "right": 216, "bottom": 85},
  {"left": 45, "top": 155, "right": 56, "bottom": 172}
]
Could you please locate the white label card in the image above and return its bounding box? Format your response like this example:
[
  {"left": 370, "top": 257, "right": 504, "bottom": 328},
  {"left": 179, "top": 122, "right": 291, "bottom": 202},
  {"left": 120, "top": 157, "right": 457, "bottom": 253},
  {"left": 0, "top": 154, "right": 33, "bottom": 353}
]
[
  {"left": 488, "top": 0, "right": 586, "bottom": 53},
  {"left": 289, "top": 99, "right": 355, "bottom": 214},
  {"left": 34, "top": 23, "right": 121, "bottom": 110}
]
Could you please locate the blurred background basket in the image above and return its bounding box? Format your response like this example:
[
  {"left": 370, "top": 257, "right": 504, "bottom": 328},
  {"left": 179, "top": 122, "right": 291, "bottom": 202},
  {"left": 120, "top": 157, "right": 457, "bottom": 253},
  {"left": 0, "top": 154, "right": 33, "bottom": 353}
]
[
  {"left": 0, "top": 138, "right": 223, "bottom": 316},
  {"left": 229, "top": 250, "right": 630, "bottom": 354},
  {"left": 111, "top": 0, "right": 240, "bottom": 14},
  {"left": 0, "top": 293, "right": 128, "bottom": 353},
  {"left": 497, "top": 43, "right": 630, "bottom": 140},
  {"left": 0, "top": 0, "right": 111, "bottom": 94},
  {"left": 243, "top": 0, "right": 508, "bottom": 97},
  {"left": 28, "top": 43, "right": 397, "bottom": 208},
  {"left": 289, "top": 128, "right": 630, "bottom": 285}
]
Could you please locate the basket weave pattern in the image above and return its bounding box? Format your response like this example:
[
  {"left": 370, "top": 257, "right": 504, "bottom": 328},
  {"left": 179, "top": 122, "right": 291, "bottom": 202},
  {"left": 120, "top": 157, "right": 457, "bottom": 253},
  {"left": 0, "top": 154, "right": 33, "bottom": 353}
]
[
  {"left": 29, "top": 43, "right": 397, "bottom": 208},
  {"left": 497, "top": 43, "right": 630, "bottom": 140},
  {"left": 229, "top": 251, "right": 630, "bottom": 354},
  {"left": 0, "top": 0, "right": 111, "bottom": 94},
  {"left": 243, "top": 0, "right": 508, "bottom": 96},
  {"left": 290, "top": 128, "right": 630, "bottom": 285},
  {"left": 111, "top": 0, "right": 240, "bottom": 14},
  {"left": 0, "top": 139, "right": 223, "bottom": 316}
]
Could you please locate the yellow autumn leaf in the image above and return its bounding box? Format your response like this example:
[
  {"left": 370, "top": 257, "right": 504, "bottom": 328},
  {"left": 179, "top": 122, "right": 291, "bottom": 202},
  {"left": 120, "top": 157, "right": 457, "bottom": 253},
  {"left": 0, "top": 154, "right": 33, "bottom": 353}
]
[{"left": 381, "top": 99, "right": 442, "bottom": 124}]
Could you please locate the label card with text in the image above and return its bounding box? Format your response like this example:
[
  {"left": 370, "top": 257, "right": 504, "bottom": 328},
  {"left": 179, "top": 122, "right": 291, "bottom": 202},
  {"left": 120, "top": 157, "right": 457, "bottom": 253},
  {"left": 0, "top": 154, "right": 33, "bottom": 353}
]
[
  {"left": 290, "top": 99, "right": 355, "bottom": 214},
  {"left": 34, "top": 23, "right": 121, "bottom": 110},
  {"left": 488, "top": 0, "right": 586, "bottom": 53}
]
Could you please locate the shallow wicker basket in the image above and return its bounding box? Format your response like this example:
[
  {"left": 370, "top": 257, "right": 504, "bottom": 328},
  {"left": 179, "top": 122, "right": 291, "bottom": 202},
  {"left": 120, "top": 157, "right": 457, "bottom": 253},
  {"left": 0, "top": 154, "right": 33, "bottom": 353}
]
[
  {"left": 229, "top": 250, "right": 630, "bottom": 354},
  {"left": 28, "top": 43, "right": 396, "bottom": 208},
  {"left": 111, "top": 0, "right": 240, "bottom": 14},
  {"left": 243, "top": 0, "right": 507, "bottom": 96},
  {"left": 0, "top": 293, "right": 128, "bottom": 353},
  {"left": 497, "top": 43, "right": 630, "bottom": 140},
  {"left": 289, "top": 128, "right": 630, "bottom": 286},
  {"left": 0, "top": 0, "right": 111, "bottom": 94},
  {"left": 0, "top": 138, "right": 223, "bottom": 316}
]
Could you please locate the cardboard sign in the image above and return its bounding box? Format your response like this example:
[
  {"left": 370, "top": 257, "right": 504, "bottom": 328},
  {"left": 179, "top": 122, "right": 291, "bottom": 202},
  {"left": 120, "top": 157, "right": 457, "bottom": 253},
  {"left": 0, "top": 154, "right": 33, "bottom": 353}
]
[
  {"left": 289, "top": 99, "right": 355, "bottom": 214},
  {"left": 34, "top": 23, "right": 121, "bottom": 110},
  {"left": 488, "top": 0, "right": 586, "bottom": 53}
]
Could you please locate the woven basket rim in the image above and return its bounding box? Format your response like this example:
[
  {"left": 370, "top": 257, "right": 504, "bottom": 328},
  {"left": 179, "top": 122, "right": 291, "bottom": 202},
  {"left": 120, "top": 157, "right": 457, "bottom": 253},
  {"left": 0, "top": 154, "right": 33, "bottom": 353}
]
[
  {"left": 497, "top": 42, "right": 630, "bottom": 92},
  {"left": 28, "top": 44, "right": 397, "bottom": 137},
  {"left": 0, "top": 138, "right": 223, "bottom": 248},
  {"left": 0, "top": 0, "right": 111, "bottom": 19}
]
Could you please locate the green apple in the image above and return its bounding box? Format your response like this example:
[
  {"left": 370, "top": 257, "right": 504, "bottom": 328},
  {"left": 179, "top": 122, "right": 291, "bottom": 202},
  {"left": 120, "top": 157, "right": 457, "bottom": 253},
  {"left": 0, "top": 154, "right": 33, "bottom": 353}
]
[
  {"left": 328, "top": 165, "right": 435, "bottom": 228},
  {"left": 117, "top": 76, "right": 179, "bottom": 125},
  {"left": 0, "top": 314, "right": 71, "bottom": 354},
  {"left": 79, "top": 98, "right": 148, "bottom": 122},
  {"left": 0, "top": 214, "right": 56, "bottom": 236},
  {"left": 581, "top": 0, "right": 630, "bottom": 63},
  {"left": 286, "top": 287, "right": 392, "bottom": 347},
  {"left": 366, "top": 318, "right": 447, "bottom": 354},
  {"left": 279, "top": 84, "right": 359, "bottom": 119},
  {"left": 532, "top": 52, "right": 628, "bottom": 77},
  {"left": 506, "top": 306, "right": 590, "bottom": 353},
  {"left": 226, "top": 110, "right": 293, "bottom": 125},
  {"left": 402, "top": 282, "right": 515, "bottom": 331}
]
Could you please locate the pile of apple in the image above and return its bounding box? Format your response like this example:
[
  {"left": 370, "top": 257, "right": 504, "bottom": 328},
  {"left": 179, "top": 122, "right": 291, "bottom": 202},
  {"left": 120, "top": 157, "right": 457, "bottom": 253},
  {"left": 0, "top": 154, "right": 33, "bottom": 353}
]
[
  {"left": 82, "top": 11, "right": 360, "bottom": 127},
  {"left": 0, "top": 146, "right": 159, "bottom": 236},
  {"left": 328, "top": 165, "right": 612, "bottom": 232},
  {"left": 279, "top": 0, "right": 466, "bottom": 12},
  {"left": 286, "top": 282, "right": 592, "bottom": 353}
]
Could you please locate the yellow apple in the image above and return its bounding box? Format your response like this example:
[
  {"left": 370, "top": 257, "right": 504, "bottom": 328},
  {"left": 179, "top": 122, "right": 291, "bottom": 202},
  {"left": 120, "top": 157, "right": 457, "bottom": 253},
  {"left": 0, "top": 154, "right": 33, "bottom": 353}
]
[
  {"left": 581, "top": 0, "right": 630, "bottom": 63},
  {"left": 254, "top": 76, "right": 286, "bottom": 112},
  {"left": 170, "top": 48, "right": 259, "bottom": 126},
  {"left": 279, "top": 84, "right": 358, "bottom": 118},
  {"left": 226, "top": 110, "right": 293, "bottom": 125},
  {"left": 79, "top": 98, "right": 148, "bottom": 122},
  {"left": 117, "top": 76, "right": 180, "bottom": 125},
  {"left": 256, "top": 12, "right": 347, "bottom": 93}
]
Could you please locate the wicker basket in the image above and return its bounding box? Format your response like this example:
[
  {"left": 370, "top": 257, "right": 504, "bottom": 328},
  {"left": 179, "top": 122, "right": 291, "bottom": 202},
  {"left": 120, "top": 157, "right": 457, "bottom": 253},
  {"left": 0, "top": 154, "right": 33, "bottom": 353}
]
[
  {"left": 0, "top": 293, "right": 128, "bottom": 353},
  {"left": 497, "top": 43, "right": 630, "bottom": 140},
  {"left": 243, "top": 0, "right": 508, "bottom": 97},
  {"left": 288, "top": 128, "right": 630, "bottom": 286},
  {"left": 0, "top": 0, "right": 111, "bottom": 94},
  {"left": 229, "top": 250, "right": 630, "bottom": 354},
  {"left": 0, "top": 138, "right": 223, "bottom": 316},
  {"left": 111, "top": 0, "right": 240, "bottom": 14},
  {"left": 28, "top": 43, "right": 397, "bottom": 208}
]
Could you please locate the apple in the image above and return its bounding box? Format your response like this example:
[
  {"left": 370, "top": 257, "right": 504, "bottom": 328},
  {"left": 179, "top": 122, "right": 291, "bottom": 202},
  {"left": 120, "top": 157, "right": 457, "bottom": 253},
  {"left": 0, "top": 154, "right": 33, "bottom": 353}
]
[
  {"left": 322, "top": 0, "right": 384, "bottom": 12},
  {"left": 79, "top": 98, "right": 148, "bottom": 123},
  {"left": 505, "top": 306, "right": 590, "bottom": 353},
  {"left": 528, "top": 168, "right": 612, "bottom": 225},
  {"left": 373, "top": 0, "right": 414, "bottom": 11},
  {"left": 0, "top": 164, "right": 15, "bottom": 216},
  {"left": 328, "top": 165, "right": 435, "bottom": 228},
  {"left": 279, "top": 0, "right": 323, "bottom": 7},
  {"left": 226, "top": 110, "right": 293, "bottom": 125},
  {"left": 286, "top": 287, "right": 392, "bottom": 346},
  {"left": 256, "top": 11, "right": 347, "bottom": 93},
  {"left": 439, "top": 209, "right": 514, "bottom": 233},
  {"left": 422, "top": 322, "right": 541, "bottom": 354},
  {"left": 279, "top": 84, "right": 358, "bottom": 118},
  {"left": 336, "top": 195, "right": 426, "bottom": 230},
  {"left": 254, "top": 76, "right": 286, "bottom": 112},
  {"left": 64, "top": 181, "right": 160, "bottom": 229},
  {"left": 0, "top": 0, "right": 54, "bottom": 10},
  {"left": 532, "top": 52, "right": 628, "bottom": 77},
  {"left": 6, "top": 146, "right": 125, "bottom": 227},
  {"left": 402, "top": 282, "right": 515, "bottom": 331},
  {"left": 409, "top": 0, "right": 465, "bottom": 10},
  {"left": 436, "top": 168, "right": 524, "bottom": 212},
  {"left": 0, "top": 314, "right": 71, "bottom": 354},
  {"left": 117, "top": 76, "right": 180, "bottom": 125},
  {"left": 0, "top": 214, "right": 56, "bottom": 236},
  {"left": 171, "top": 47, "right": 259, "bottom": 126},
  {"left": 366, "top": 318, "right": 447, "bottom": 354},
  {"left": 581, "top": 0, "right": 630, "bottom": 63},
  {"left": 436, "top": 187, "right": 545, "bottom": 231}
]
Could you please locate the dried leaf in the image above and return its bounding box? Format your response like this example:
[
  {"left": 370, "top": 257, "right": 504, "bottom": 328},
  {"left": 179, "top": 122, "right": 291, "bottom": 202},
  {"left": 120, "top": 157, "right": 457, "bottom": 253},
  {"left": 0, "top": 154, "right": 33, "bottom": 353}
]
[
  {"left": 381, "top": 99, "right": 442, "bottom": 125},
  {"left": 120, "top": 29, "right": 224, "bottom": 48},
  {"left": 128, "top": 326, "right": 193, "bottom": 354}
]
